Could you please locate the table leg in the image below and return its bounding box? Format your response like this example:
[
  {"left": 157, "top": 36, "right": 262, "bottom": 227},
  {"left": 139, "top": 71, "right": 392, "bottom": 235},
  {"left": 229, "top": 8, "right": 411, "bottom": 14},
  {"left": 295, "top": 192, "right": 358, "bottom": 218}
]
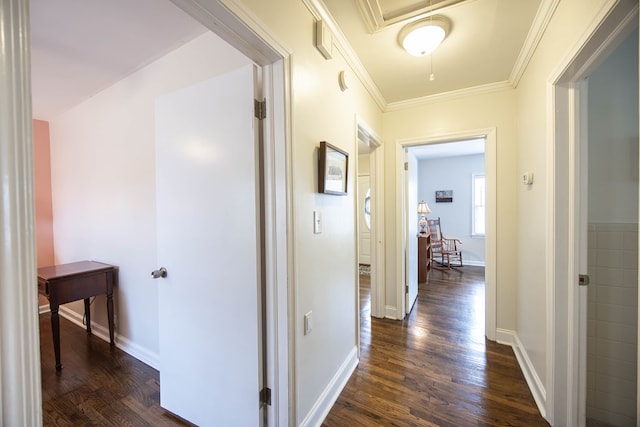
[
  {"left": 84, "top": 298, "right": 92, "bottom": 334},
  {"left": 107, "top": 292, "right": 115, "bottom": 346},
  {"left": 50, "top": 304, "right": 62, "bottom": 370}
]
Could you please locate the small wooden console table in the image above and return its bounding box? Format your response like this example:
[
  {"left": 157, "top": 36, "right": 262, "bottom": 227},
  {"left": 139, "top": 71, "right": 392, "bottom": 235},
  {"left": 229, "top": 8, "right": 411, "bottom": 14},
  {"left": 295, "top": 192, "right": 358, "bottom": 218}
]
[
  {"left": 38, "top": 261, "right": 117, "bottom": 370},
  {"left": 418, "top": 234, "right": 432, "bottom": 283}
]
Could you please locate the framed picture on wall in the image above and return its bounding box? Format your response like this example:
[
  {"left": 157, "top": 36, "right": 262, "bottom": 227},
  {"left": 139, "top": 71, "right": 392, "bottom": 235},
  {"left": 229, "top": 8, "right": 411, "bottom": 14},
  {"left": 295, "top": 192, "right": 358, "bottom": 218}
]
[
  {"left": 318, "top": 141, "right": 348, "bottom": 195},
  {"left": 435, "top": 190, "right": 453, "bottom": 203}
]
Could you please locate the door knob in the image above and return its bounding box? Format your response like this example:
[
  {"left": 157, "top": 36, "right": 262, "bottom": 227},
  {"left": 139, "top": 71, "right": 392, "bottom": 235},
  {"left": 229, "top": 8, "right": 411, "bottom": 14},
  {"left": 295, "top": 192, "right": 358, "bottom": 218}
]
[{"left": 151, "top": 267, "right": 168, "bottom": 279}]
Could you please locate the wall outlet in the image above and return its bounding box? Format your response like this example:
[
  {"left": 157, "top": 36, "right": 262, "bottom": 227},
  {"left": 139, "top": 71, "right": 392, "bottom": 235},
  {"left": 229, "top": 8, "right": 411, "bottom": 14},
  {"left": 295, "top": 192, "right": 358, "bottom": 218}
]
[
  {"left": 522, "top": 172, "right": 534, "bottom": 185},
  {"left": 304, "top": 311, "right": 313, "bottom": 335}
]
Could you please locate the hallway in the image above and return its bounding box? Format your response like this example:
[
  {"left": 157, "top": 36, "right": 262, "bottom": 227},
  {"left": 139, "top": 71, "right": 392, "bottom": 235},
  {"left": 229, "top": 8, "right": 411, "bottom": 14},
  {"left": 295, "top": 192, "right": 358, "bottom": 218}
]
[{"left": 323, "top": 267, "right": 549, "bottom": 426}]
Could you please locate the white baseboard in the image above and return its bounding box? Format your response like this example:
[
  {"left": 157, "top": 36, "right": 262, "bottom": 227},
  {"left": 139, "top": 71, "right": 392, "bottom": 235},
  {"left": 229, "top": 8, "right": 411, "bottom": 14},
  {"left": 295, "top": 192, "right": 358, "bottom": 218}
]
[
  {"left": 463, "top": 260, "right": 485, "bottom": 267},
  {"left": 385, "top": 305, "right": 399, "bottom": 319},
  {"left": 496, "top": 328, "right": 546, "bottom": 418},
  {"left": 52, "top": 306, "right": 160, "bottom": 370},
  {"left": 300, "top": 346, "right": 358, "bottom": 427},
  {"left": 39, "top": 304, "right": 50, "bottom": 315},
  {"left": 495, "top": 328, "right": 515, "bottom": 346}
]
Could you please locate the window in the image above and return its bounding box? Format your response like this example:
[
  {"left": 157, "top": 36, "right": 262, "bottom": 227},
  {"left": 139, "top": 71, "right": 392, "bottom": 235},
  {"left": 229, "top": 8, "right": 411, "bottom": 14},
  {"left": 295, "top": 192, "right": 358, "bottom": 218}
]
[{"left": 472, "top": 174, "right": 485, "bottom": 236}]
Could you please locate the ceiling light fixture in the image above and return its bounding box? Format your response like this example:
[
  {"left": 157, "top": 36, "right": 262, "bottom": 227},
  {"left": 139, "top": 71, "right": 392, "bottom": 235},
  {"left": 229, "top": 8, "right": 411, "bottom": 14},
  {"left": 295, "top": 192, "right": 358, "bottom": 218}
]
[{"left": 398, "top": 15, "right": 450, "bottom": 57}]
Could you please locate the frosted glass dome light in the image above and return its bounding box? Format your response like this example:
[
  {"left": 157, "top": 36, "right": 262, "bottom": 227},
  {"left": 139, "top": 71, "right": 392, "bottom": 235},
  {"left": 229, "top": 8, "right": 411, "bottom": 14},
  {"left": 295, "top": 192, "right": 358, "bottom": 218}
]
[{"left": 399, "top": 16, "right": 450, "bottom": 57}]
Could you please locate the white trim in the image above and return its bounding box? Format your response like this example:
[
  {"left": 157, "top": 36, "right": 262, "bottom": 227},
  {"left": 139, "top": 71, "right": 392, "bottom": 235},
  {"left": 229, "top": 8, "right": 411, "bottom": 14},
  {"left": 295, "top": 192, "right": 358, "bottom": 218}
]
[
  {"left": 471, "top": 173, "right": 486, "bottom": 237},
  {"left": 386, "top": 81, "right": 512, "bottom": 112},
  {"left": 56, "top": 307, "right": 160, "bottom": 369},
  {"left": 355, "top": 117, "right": 385, "bottom": 321},
  {"left": 0, "top": 1, "right": 43, "bottom": 424},
  {"left": 372, "top": 144, "right": 386, "bottom": 318},
  {"left": 463, "top": 260, "right": 485, "bottom": 267},
  {"left": 496, "top": 329, "right": 547, "bottom": 419},
  {"left": 299, "top": 346, "right": 358, "bottom": 427},
  {"left": 508, "top": 0, "right": 560, "bottom": 87},
  {"left": 385, "top": 305, "right": 400, "bottom": 320},
  {"left": 495, "top": 328, "right": 516, "bottom": 346},
  {"left": 396, "top": 128, "right": 497, "bottom": 339}
]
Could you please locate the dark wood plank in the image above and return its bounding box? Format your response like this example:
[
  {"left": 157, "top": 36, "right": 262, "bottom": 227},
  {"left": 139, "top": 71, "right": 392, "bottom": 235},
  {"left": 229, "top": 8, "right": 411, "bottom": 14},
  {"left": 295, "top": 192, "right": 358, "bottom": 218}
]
[
  {"left": 324, "top": 267, "right": 550, "bottom": 427},
  {"left": 40, "top": 313, "right": 193, "bottom": 427}
]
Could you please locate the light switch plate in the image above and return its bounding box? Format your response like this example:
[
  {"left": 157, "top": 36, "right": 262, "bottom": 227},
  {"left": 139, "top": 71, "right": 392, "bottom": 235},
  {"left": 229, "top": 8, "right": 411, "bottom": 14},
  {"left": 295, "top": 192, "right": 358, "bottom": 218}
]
[{"left": 314, "top": 211, "right": 322, "bottom": 234}]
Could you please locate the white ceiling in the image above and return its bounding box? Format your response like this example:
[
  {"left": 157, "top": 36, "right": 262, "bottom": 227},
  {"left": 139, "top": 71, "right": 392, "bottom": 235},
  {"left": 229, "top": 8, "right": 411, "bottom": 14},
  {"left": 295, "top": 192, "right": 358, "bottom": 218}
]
[
  {"left": 30, "top": 0, "right": 547, "bottom": 121},
  {"left": 30, "top": 0, "right": 206, "bottom": 120},
  {"left": 322, "top": 0, "right": 544, "bottom": 104}
]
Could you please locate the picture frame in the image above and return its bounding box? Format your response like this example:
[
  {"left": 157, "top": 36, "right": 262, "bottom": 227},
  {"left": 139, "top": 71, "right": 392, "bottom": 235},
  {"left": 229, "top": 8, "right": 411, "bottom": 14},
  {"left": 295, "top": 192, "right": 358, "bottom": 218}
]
[
  {"left": 318, "top": 141, "right": 348, "bottom": 195},
  {"left": 435, "top": 190, "right": 453, "bottom": 203}
]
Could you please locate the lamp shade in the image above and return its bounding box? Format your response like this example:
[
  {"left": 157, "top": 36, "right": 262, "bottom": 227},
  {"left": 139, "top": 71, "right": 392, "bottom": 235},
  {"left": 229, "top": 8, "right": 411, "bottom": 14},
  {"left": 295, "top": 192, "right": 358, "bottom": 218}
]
[
  {"left": 417, "top": 200, "right": 431, "bottom": 214},
  {"left": 399, "top": 16, "right": 450, "bottom": 57}
]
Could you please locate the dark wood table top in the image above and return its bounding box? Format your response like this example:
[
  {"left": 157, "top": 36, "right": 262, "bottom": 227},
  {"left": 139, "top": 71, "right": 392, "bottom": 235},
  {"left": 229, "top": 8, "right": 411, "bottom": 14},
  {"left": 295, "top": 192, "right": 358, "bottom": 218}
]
[{"left": 37, "top": 261, "right": 115, "bottom": 281}]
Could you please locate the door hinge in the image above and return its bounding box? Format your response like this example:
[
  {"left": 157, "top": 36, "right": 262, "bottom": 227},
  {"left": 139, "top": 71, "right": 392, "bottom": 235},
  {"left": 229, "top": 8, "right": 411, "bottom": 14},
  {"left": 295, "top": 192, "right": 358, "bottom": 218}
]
[
  {"left": 254, "top": 99, "right": 266, "bottom": 120},
  {"left": 578, "top": 274, "right": 590, "bottom": 286},
  {"left": 404, "top": 161, "right": 409, "bottom": 171},
  {"left": 260, "top": 387, "right": 272, "bottom": 407},
  {"left": 405, "top": 284, "right": 409, "bottom": 293}
]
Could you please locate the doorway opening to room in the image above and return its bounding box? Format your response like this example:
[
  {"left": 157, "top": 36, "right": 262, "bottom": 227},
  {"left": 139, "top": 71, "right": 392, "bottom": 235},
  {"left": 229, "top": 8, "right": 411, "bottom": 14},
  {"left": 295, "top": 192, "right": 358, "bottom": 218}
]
[
  {"left": 396, "top": 129, "right": 497, "bottom": 341},
  {"left": 355, "top": 120, "right": 383, "bottom": 355},
  {"left": 549, "top": 5, "right": 638, "bottom": 424}
]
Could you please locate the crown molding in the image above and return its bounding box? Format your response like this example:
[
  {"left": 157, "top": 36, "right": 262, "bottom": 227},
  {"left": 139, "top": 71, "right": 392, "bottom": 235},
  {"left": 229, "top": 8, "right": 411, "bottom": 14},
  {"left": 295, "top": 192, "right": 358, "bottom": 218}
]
[
  {"left": 386, "top": 80, "right": 512, "bottom": 111},
  {"left": 509, "top": 0, "right": 560, "bottom": 88},
  {"left": 303, "top": 0, "right": 387, "bottom": 111}
]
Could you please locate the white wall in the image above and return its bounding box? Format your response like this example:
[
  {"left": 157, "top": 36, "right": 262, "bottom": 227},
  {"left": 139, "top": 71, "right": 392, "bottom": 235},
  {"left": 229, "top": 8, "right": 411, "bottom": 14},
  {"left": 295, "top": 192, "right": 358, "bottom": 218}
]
[
  {"left": 49, "top": 32, "right": 253, "bottom": 365},
  {"left": 417, "top": 154, "right": 485, "bottom": 265},
  {"left": 586, "top": 29, "right": 638, "bottom": 426}
]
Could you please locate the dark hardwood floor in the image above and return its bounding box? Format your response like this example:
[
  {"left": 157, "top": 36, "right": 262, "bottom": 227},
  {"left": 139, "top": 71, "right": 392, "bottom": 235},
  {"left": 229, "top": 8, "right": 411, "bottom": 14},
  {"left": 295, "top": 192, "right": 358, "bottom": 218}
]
[
  {"left": 40, "top": 266, "right": 548, "bottom": 426},
  {"left": 39, "top": 313, "right": 192, "bottom": 426},
  {"left": 323, "top": 266, "right": 550, "bottom": 427}
]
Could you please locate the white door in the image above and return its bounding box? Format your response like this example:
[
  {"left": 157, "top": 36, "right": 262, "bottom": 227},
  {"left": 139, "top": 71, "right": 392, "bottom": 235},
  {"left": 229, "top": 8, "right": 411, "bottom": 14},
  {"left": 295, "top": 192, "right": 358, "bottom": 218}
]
[
  {"left": 358, "top": 175, "right": 371, "bottom": 265},
  {"left": 155, "top": 65, "right": 262, "bottom": 426},
  {"left": 405, "top": 150, "right": 419, "bottom": 313}
]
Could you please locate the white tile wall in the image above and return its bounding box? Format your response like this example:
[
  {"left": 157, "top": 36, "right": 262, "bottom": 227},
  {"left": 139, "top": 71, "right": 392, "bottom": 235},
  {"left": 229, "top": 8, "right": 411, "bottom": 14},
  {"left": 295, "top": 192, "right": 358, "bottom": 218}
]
[{"left": 587, "top": 223, "right": 638, "bottom": 426}]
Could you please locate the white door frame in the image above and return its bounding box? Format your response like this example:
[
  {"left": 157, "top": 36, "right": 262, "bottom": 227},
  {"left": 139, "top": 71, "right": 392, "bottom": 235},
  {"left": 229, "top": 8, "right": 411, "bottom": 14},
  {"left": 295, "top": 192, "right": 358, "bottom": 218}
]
[
  {"left": 546, "top": 2, "right": 638, "bottom": 424},
  {"left": 395, "top": 128, "right": 497, "bottom": 340},
  {"left": 1, "top": 0, "right": 294, "bottom": 425},
  {"left": 0, "top": 2, "right": 42, "bottom": 424},
  {"left": 356, "top": 118, "right": 385, "bottom": 320},
  {"left": 170, "top": 2, "right": 293, "bottom": 424}
]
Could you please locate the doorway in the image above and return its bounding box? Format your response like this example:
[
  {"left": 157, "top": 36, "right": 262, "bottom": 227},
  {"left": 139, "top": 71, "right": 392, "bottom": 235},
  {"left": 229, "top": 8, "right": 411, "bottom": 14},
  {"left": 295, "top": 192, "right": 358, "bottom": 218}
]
[
  {"left": 548, "top": 2, "right": 638, "bottom": 425},
  {"left": 584, "top": 29, "right": 638, "bottom": 426},
  {"left": 356, "top": 119, "right": 384, "bottom": 327},
  {"left": 3, "top": 0, "right": 292, "bottom": 425},
  {"left": 396, "top": 129, "right": 497, "bottom": 340}
]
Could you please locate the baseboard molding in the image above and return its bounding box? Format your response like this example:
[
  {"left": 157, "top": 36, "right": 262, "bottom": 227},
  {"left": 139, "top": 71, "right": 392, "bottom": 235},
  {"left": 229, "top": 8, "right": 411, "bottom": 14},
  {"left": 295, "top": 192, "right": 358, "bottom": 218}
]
[
  {"left": 385, "top": 305, "right": 399, "bottom": 319},
  {"left": 39, "top": 304, "right": 50, "bottom": 315},
  {"left": 496, "top": 328, "right": 547, "bottom": 418},
  {"left": 55, "top": 306, "right": 160, "bottom": 370},
  {"left": 495, "top": 328, "right": 515, "bottom": 346},
  {"left": 463, "top": 260, "right": 485, "bottom": 267},
  {"left": 300, "top": 346, "right": 358, "bottom": 427}
]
